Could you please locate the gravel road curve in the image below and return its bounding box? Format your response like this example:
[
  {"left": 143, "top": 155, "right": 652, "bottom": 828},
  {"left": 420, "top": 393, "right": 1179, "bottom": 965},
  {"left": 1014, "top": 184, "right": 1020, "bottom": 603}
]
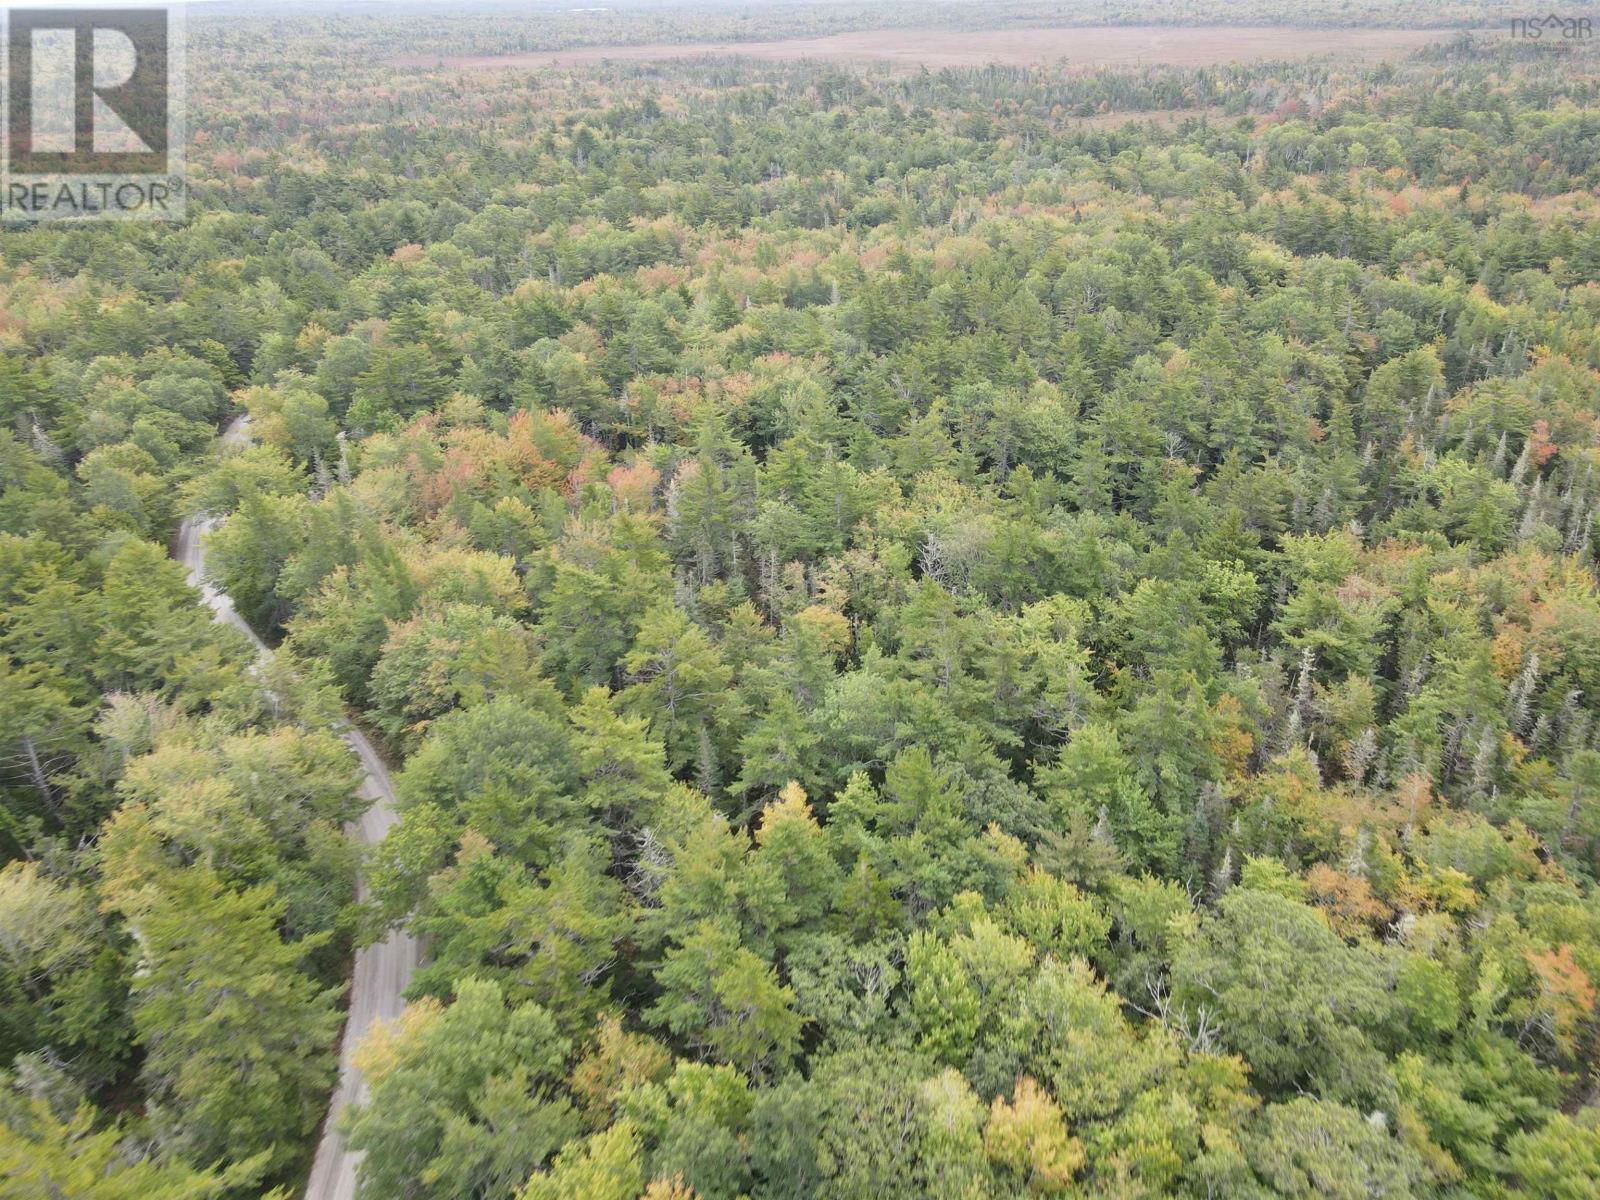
[{"left": 175, "top": 414, "right": 419, "bottom": 1200}]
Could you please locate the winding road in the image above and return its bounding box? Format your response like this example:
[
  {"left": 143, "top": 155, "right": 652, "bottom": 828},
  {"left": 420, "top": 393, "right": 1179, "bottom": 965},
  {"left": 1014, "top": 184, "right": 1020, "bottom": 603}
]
[{"left": 175, "top": 415, "right": 420, "bottom": 1200}]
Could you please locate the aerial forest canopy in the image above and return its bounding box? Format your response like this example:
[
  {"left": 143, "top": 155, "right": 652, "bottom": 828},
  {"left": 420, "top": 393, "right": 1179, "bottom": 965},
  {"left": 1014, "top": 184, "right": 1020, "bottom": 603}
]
[{"left": 2, "top": 2, "right": 1600, "bottom": 1197}]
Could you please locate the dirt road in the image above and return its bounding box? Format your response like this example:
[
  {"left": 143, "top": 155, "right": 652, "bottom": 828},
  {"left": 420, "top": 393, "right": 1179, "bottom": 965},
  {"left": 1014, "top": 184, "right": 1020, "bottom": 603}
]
[{"left": 175, "top": 414, "right": 420, "bottom": 1200}]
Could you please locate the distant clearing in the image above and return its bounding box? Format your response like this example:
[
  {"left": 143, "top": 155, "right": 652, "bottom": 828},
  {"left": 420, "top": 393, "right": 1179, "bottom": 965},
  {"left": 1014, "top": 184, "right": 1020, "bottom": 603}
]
[
  {"left": 400, "top": 25, "right": 1455, "bottom": 72},
  {"left": 1070, "top": 105, "right": 1235, "bottom": 129}
]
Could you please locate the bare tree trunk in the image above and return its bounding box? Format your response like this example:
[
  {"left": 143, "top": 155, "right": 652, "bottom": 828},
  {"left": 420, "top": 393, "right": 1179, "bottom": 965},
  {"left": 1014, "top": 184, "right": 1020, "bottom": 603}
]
[{"left": 20, "top": 735, "right": 57, "bottom": 818}]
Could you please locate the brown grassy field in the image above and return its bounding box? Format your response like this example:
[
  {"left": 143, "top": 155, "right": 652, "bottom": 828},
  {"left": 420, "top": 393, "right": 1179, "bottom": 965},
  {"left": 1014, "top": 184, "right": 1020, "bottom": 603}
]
[{"left": 400, "top": 24, "right": 1456, "bottom": 72}]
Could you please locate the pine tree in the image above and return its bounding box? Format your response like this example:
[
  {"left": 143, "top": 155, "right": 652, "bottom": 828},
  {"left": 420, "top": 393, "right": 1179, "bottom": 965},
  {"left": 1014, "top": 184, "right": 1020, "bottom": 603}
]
[{"left": 116, "top": 868, "right": 341, "bottom": 1171}]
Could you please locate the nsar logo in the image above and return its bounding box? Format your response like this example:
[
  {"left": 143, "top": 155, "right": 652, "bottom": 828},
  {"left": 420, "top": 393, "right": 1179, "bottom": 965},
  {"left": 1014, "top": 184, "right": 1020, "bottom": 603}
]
[{"left": 1510, "top": 13, "right": 1594, "bottom": 40}]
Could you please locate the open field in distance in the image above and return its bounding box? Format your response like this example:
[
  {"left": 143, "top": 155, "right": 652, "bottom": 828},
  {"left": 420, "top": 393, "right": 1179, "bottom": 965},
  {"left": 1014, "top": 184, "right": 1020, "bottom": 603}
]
[{"left": 398, "top": 23, "right": 1462, "bottom": 71}]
